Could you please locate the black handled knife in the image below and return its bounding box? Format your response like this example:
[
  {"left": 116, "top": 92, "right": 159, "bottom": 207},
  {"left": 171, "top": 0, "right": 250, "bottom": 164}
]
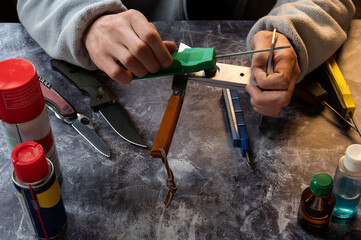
[
  {"left": 50, "top": 59, "right": 147, "bottom": 148},
  {"left": 39, "top": 77, "right": 111, "bottom": 157}
]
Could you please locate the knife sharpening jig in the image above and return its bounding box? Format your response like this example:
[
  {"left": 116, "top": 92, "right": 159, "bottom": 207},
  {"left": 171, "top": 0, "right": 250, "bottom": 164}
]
[
  {"left": 49, "top": 43, "right": 292, "bottom": 207},
  {"left": 148, "top": 43, "right": 291, "bottom": 207}
]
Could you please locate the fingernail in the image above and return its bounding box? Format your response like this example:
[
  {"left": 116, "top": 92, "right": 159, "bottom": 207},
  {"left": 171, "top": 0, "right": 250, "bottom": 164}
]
[
  {"left": 252, "top": 69, "right": 257, "bottom": 79},
  {"left": 245, "top": 85, "right": 252, "bottom": 95},
  {"left": 163, "top": 59, "right": 172, "bottom": 68}
]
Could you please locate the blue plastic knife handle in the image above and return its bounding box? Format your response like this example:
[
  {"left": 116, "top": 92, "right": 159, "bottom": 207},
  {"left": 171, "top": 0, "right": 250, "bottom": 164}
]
[{"left": 222, "top": 89, "right": 251, "bottom": 158}]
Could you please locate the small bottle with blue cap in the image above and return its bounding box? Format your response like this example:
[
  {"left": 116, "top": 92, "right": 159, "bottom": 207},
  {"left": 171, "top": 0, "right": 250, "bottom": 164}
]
[{"left": 297, "top": 172, "right": 335, "bottom": 232}]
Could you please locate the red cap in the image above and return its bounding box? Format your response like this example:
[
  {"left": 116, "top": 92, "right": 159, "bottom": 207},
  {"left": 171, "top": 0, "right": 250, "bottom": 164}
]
[
  {"left": 11, "top": 141, "right": 49, "bottom": 183},
  {"left": 0, "top": 59, "right": 45, "bottom": 124}
]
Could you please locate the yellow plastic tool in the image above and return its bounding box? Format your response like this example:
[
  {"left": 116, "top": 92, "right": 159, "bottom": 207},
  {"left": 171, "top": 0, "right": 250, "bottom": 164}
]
[{"left": 324, "top": 56, "right": 356, "bottom": 120}]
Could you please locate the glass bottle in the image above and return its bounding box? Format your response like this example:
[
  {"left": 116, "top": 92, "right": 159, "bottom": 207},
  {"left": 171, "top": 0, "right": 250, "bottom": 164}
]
[
  {"left": 333, "top": 144, "right": 361, "bottom": 219},
  {"left": 297, "top": 172, "right": 335, "bottom": 232}
]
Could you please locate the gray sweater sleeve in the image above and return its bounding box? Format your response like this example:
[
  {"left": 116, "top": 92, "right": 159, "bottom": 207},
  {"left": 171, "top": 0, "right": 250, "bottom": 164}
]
[
  {"left": 17, "top": 0, "right": 355, "bottom": 78},
  {"left": 17, "top": 0, "right": 127, "bottom": 70},
  {"left": 246, "top": 0, "right": 355, "bottom": 82}
]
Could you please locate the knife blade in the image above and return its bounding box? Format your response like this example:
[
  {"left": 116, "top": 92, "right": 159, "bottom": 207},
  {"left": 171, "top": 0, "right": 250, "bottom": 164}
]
[
  {"left": 50, "top": 59, "right": 147, "bottom": 148},
  {"left": 39, "top": 77, "right": 111, "bottom": 157}
]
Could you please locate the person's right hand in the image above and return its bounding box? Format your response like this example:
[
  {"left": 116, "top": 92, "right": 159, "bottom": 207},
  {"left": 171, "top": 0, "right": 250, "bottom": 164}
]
[{"left": 83, "top": 9, "right": 177, "bottom": 84}]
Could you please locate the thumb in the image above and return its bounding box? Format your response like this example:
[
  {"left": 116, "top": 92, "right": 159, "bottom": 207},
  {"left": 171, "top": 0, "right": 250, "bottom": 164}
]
[
  {"left": 163, "top": 41, "right": 178, "bottom": 53},
  {"left": 246, "top": 84, "right": 262, "bottom": 97}
]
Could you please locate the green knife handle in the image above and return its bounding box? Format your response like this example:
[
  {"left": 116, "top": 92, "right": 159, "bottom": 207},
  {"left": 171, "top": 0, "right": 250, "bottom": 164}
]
[
  {"left": 134, "top": 48, "right": 216, "bottom": 79},
  {"left": 50, "top": 59, "right": 115, "bottom": 111},
  {"left": 151, "top": 95, "right": 184, "bottom": 158}
]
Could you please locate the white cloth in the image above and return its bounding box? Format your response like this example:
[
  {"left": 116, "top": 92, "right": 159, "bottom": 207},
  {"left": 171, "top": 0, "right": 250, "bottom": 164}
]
[{"left": 17, "top": 0, "right": 355, "bottom": 82}]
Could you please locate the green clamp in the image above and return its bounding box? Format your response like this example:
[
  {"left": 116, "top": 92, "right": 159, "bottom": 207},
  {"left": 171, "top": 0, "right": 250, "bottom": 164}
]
[{"left": 133, "top": 48, "right": 216, "bottom": 79}]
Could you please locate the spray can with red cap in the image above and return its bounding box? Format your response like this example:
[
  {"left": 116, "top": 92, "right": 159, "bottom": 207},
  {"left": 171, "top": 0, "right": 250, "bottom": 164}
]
[
  {"left": 12, "top": 141, "right": 68, "bottom": 239},
  {"left": 0, "top": 58, "right": 62, "bottom": 183}
]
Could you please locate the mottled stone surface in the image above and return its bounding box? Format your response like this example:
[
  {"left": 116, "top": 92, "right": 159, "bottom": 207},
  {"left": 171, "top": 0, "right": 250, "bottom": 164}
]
[{"left": 1, "top": 21, "right": 361, "bottom": 240}]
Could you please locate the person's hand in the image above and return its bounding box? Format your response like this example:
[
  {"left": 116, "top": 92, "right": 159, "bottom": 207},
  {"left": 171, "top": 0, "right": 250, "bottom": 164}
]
[
  {"left": 83, "top": 9, "right": 177, "bottom": 84},
  {"left": 246, "top": 31, "right": 300, "bottom": 117}
]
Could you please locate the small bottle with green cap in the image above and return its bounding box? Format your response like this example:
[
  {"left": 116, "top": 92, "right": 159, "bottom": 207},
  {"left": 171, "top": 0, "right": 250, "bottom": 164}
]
[{"left": 297, "top": 172, "right": 336, "bottom": 232}]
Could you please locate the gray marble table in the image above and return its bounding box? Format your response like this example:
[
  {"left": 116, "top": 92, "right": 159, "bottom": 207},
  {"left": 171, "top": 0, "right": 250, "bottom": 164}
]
[{"left": 1, "top": 21, "right": 361, "bottom": 240}]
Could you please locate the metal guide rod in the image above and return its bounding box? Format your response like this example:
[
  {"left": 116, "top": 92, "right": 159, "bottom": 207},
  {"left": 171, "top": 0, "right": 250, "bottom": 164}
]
[
  {"left": 322, "top": 102, "right": 357, "bottom": 131},
  {"left": 350, "top": 117, "right": 361, "bottom": 137},
  {"left": 215, "top": 45, "right": 290, "bottom": 58}
]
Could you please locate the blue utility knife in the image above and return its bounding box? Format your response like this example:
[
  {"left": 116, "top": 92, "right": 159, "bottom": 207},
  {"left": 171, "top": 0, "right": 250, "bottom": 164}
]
[{"left": 222, "top": 88, "right": 253, "bottom": 169}]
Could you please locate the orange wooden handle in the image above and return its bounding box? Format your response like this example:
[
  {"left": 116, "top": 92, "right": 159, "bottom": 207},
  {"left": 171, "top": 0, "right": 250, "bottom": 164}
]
[{"left": 151, "top": 95, "right": 183, "bottom": 158}]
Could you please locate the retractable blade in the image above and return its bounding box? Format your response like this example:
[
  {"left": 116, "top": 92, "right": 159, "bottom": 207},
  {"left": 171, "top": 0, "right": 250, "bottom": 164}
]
[
  {"left": 324, "top": 56, "right": 356, "bottom": 120},
  {"left": 295, "top": 70, "right": 361, "bottom": 136},
  {"left": 39, "top": 77, "right": 111, "bottom": 157},
  {"left": 50, "top": 59, "right": 147, "bottom": 148}
]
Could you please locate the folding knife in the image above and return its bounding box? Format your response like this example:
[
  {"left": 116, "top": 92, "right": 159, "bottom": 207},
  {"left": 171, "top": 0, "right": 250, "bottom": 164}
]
[
  {"left": 39, "top": 77, "right": 111, "bottom": 157},
  {"left": 50, "top": 60, "right": 147, "bottom": 148}
]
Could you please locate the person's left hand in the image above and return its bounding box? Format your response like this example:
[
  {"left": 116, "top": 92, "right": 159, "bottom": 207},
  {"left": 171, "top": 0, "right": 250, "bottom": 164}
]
[
  {"left": 83, "top": 10, "right": 177, "bottom": 84},
  {"left": 246, "top": 30, "right": 300, "bottom": 117}
]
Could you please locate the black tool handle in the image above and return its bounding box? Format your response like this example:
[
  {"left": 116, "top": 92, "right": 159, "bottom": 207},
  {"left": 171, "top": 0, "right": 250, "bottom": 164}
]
[
  {"left": 50, "top": 59, "right": 115, "bottom": 111},
  {"left": 294, "top": 75, "right": 328, "bottom": 106}
]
